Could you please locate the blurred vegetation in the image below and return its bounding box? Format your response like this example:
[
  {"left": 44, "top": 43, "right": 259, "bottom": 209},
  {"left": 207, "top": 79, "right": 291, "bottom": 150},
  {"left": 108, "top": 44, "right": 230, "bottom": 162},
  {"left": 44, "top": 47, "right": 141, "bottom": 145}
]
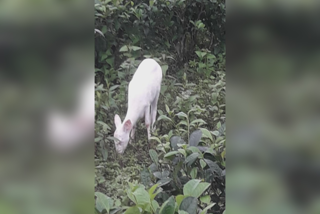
[{"left": 94, "top": 0, "right": 225, "bottom": 213}]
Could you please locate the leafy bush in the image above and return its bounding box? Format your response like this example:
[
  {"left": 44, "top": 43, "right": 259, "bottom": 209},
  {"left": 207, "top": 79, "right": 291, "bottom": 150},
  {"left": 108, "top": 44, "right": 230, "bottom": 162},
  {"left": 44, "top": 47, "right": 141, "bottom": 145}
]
[
  {"left": 95, "top": 179, "right": 217, "bottom": 214},
  {"left": 94, "top": 0, "right": 225, "bottom": 213}
]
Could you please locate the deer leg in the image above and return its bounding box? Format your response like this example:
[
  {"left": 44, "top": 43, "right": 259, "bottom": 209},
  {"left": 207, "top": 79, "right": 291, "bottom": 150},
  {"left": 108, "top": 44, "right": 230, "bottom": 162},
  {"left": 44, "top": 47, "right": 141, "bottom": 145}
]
[
  {"left": 151, "top": 90, "right": 160, "bottom": 132},
  {"left": 129, "top": 126, "right": 135, "bottom": 144}
]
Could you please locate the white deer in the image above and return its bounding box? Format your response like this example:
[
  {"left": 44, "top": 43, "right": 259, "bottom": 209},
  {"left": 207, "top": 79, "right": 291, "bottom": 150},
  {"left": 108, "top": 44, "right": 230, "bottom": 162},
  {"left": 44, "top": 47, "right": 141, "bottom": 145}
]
[{"left": 114, "top": 58, "right": 162, "bottom": 154}]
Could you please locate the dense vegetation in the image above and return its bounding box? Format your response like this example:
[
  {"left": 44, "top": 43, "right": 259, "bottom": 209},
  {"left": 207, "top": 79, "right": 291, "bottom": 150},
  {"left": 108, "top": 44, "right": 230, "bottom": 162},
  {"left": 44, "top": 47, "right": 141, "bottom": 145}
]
[{"left": 94, "top": 0, "right": 225, "bottom": 213}]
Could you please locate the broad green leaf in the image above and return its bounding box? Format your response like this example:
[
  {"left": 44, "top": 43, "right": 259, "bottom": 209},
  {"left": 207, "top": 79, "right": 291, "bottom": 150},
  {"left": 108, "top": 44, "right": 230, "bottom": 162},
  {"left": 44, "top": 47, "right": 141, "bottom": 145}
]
[
  {"left": 190, "top": 167, "right": 197, "bottom": 179},
  {"left": 199, "top": 203, "right": 216, "bottom": 214},
  {"left": 95, "top": 137, "right": 102, "bottom": 143},
  {"left": 200, "top": 128, "right": 213, "bottom": 142},
  {"left": 159, "top": 196, "right": 175, "bottom": 214},
  {"left": 175, "top": 195, "right": 187, "bottom": 212},
  {"left": 179, "top": 196, "right": 198, "bottom": 214},
  {"left": 157, "top": 177, "right": 172, "bottom": 187},
  {"left": 150, "top": 136, "right": 162, "bottom": 144},
  {"left": 161, "top": 64, "right": 169, "bottom": 76},
  {"left": 170, "top": 136, "right": 185, "bottom": 151},
  {"left": 200, "top": 195, "right": 211, "bottom": 204},
  {"left": 131, "top": 46, "right": 142, "bottom": 51},
  {"left": 124, "top": 206, "right": 140, "bottom": 214},
  {"left": 204, "top": 159, "right": 223, "bottom": 176},
  {"left": 149, "top": 163, "right": 158, "bottom": 173},
  {"left": 183, "top": 179, "right": 200, "bottom": 196},
  {"left": 132, "top": 187, "right": 150, "bottom": 208},
  {"left": 153, "top": 171, "right": 169, "bottom": 179},
  {"left": 151, "top": 200, "right": 159, "bottom": 213},
  {"left": 149, "top": 149, "right": 158, "bottom": 165},
  {"left": 211, "top": 130, "right": 220, "bottom": 136},
  {"left": 183, "top": 179, "right": 211, "bottom": 198},
  {"left": 165, "top": 104, "right": 170, "bottom": 114},
  {"left": 200, "top": 159, "right": 207, "bottom": 168},
  {"left": 157, "top": 114, "right": 172, "bottom": 122},
  {"left": 189, "top": 129, "right": 202, "bottom": 146},
  {"left": 204, "top": 148, "right": 216, "bottom": 156},
  {"left": 176, "top": 112, "right": 188, "bottom": 119},
  {"left": 140, "top": 169, "right": 151, "bottom": 187},
  {"left": 127, "top": 189, "right": 137, "bottom": 204},
  {"left": 164, "top": 151, "right": 179, "bottom": 158},
  {"left": 190, "top": 119, "right": 207, "bottom": 126},
  {"left": 178, "top": 149, "right": 186, "bottom": 157},
  {"left": 216, "top": 121, "right": 221, "bottom": 129},
  {"left": 177, "top": 120, "right": 188, "bottom": 127},
  {"left": 109, "top": 85, "right": 119, "bottom": 91},
  {"left": 148, "top": 183, "right": 161, "bottom": 200},
  {"left": 185, "top": 153, "right": 199, "bottom": 166},
  {"left": 187, "top": 146, "right": 201, "bottom": 154},
  {"left": 101, "top": 146, "right": 108, "bottom": 161},
  {"left": 119, "top": 45, "right": 129, "bottom": 52},
  {"left": 95, "top": 192, "right": 113, "bottom": 214}
]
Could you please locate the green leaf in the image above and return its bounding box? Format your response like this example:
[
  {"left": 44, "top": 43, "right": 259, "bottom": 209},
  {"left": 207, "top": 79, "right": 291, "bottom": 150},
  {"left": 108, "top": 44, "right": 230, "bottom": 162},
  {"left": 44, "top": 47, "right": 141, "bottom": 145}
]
[
  {"left": 159, "top": 196, "right": 175, "bottom": 214},
  {"left": 109, "top": 85, "right": 119, "bottom": 91},
  {"left": 211, "top": 130, "right": 220, "bottom": 136},
  {"left": 170, "top": 136, "right": 184, "bottom": 150},
  {"left": 157, "top": 115, "right": 172, "bottom": 122},
  {"left": 200, "top": 195, "right": 211, "bottom": 204},
  {"left": 165, "top": 104, "right": 170, "bottom": 114},
  {"left": 153, "top": 171, "right": 169, "bottom": 179},
  {"left": 185, "top": 153, "right": 199, "bottom": 166},
  {"left": 133, "top": 187, "right": 150, "bottom": 208},
  {"left": 161, "top": 64, "right": 169, "bottom": 76},
  {"left": 187, "top": 146, "right": 201, "bottom": 154},
  {"left": 131, "top": 46, "right": 142, "bottom": 51},
  {"left": 200, "top": 128, "right": 213, "bottom": 142},
  {"left": 124, "top": 206, "right": 141, "bottom": 214},
  {"left": 119, "top": 45, "right": 129, "bottom": 52},
  {"left": 204, "top": 159, "right": 223, "bottom": 176},
  {"left": 151, "top": 200, "right": 160, "bottom": 213},
  {"left": 199, "top": 203, "right": 216, "bottom": 214},
  {"left": 140, "top": 169, "right": 151, "bottom": 187},
  {"left": 178, "top": 210, "right": 189, "bottom": 214},
  {"left": 150, "top": 136, "right": 162, "bottom": 144},
  {"left": 176, "top": 112, "right": 188, "bottom": 119},
  {"left": 179, "top": 196, "right": 198, "bottom": 214},
  {"left": 216, "top": 121, "right": 221, "bottom": 129},
  {"left": 183, "top": 179, "right": 211, "bottom": 198},
  {"left": 149, "top": 163, "right": 158, "bottom": 173},
  {"left": 200, "top": 159, "right": 207, "bottom": 169},
  {"left": 178, "top": 149, "right": 186, "bottom": 157},
  {"left": 164, "top": 151, "right": 179, "bottom": 158},
  {"left": 157, "top": 177, "right": 172, "bottom": 186},
  {"left": 95, "top": 192, "right": 113, "bottom": 214},
  {"left": 177, "top": 120, "right": 188, "bottom": 127},
  {"left": 175, "top": 195, "right": 186, "bottom": 212},
  {"left": 190, "top": 167, "right": 197, "bottom": 179},
  {"left": 148, "top": 183, "right": 161, "bottom": 200},
  {"left": 101, "top": 146, "right": 108, "bottom": 161},
  {"left": 189, "top": 130, "right": 202, "bottom": 146},
  {"left": 95, "top": 137, "right": 102, "bottom": 143},
  {"left": 190, "top": 119, "right": 207, "bottom": 126},
  {"left": 149, "top": 149, "right": 158, "bottom": 165}
]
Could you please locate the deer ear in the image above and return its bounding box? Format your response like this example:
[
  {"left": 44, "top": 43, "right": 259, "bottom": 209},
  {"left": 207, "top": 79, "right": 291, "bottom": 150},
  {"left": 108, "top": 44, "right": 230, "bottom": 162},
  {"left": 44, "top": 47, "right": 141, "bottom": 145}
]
[
  {"left": 123, "top": 120, "right": 132, "bottom": 133},
  {"left": 114, "top": 114, "right": 122, "bottom": 128}
]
